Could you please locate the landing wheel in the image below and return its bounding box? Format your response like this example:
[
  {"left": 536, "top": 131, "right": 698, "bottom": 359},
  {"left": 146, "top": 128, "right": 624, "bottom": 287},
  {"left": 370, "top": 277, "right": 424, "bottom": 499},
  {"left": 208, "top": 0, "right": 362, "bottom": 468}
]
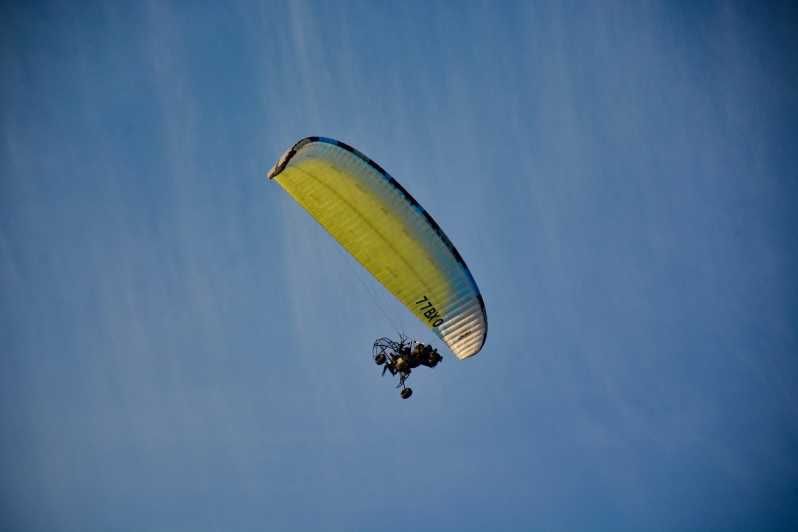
[{"left": 400, "top": 387, "right": 413, "bottom": 399}]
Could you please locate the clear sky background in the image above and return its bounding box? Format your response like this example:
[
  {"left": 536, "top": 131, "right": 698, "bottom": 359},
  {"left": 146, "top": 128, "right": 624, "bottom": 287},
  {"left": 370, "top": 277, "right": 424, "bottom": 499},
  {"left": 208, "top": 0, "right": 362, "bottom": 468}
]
[{"left": 2, "top": 1, "right": 797, "bottom": 530}]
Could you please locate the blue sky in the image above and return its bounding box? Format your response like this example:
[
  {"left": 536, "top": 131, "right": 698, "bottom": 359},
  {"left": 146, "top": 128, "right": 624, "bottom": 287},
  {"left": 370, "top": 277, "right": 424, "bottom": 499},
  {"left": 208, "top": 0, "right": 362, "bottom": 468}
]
[{"left": 2, "top": 1, "right": 797, "bottom": 530}]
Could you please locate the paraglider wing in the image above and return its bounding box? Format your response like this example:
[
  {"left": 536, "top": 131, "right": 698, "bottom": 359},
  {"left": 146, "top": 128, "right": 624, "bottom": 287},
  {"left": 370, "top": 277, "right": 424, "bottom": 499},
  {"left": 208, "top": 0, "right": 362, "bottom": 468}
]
[{"left": 268, "top": 137, "right": 487, "bottom": 359}]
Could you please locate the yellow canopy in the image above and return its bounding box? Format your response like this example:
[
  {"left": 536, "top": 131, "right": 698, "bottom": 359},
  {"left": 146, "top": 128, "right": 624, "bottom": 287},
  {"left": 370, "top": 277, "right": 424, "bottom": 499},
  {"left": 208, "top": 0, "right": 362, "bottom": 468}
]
[{"left": 268, "top": 137, "right": 487, "bottom": 359}]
